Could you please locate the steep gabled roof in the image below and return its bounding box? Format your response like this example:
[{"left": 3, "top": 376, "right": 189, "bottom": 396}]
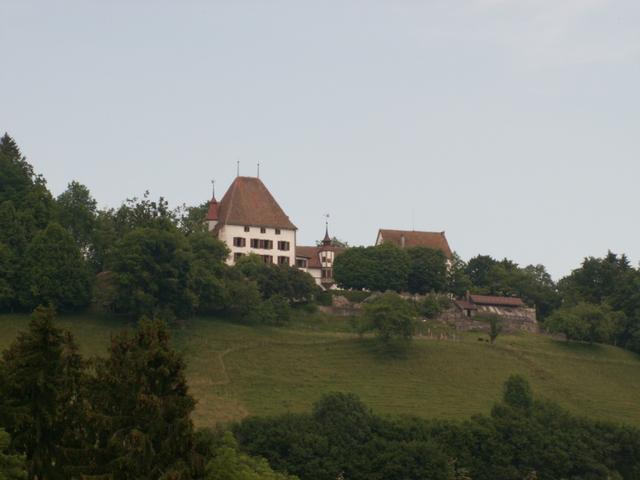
[
  {"left": 217, "top": 176, "right": 296, "bottom": 230},
  {"left": 377, "top": 229, "right": 452, "bottom": 258}
]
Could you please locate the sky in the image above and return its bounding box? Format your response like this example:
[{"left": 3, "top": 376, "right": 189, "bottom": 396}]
[{"left": 1, "top": 0, "right": 639, "bottom": 279}]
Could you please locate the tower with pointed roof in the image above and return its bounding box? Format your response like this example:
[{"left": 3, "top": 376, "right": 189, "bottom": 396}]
[
  {"left": 205, "top": 181, "right": 219, "bottom": 232},
  {"left": 206, "top": 176, "right": 297, "bottom": 266},
  {"left": 295, "top": 220, "right": 347, "bottom": 289}
]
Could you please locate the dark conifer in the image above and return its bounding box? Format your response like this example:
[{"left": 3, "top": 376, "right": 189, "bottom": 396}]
[
  {"left": 89, "top": 318, "right": 196, "bottom": 480},
  {"left": 0, "top": 305, "right": 85, "bottom": 479}
]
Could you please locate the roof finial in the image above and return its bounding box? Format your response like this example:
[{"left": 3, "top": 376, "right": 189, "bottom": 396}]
[
  {"left": 211, "top": 179, "right": 216, "bottom": 200},
  {"left": 322, "top": 214, "right": 331, "bottom": 246},
  {"left": 257, "top": 162, "right": 260, "bottom": 178},
  {"left": 236, "top": 160, "right": 240, "bottom": 177}
]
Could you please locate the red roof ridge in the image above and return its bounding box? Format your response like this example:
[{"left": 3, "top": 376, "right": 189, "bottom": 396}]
[
  {"left": 377, "top": 228, "right": 452, "bottom": 258},
  {"left": 468, "top": 294, "right": 525, "bottom": 307},
  {"left": 216, "top": 176, "right": 296, "bottom": 230}
]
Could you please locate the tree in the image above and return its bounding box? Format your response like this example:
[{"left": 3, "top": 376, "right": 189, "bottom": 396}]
[
  {"left": 22, "top": 223, "right": 91, "bottom": 311},
  {"left": 112, "top": 191, "right": 178, "bottom": 233},
  {"left": 177, "top": 201, "right": 210, "bottom": 236},
  {"left": 503, "top": 375, "right": 533, "bottom": 410},
  {"left": 406, "top": 247, "right": 447, "bottom": 294},
  {"left": 334, "top": 244, "right": 409, "bottom": 293},
  {"left": 420, "top": 293, "right": 451, "bottom": 319},
  {"left": 361, "top": 292, "right": 416, "bottom": 346},
  {"left": 89, "top": 318, "right": 196, "bottom": 480},
  {"left": 0, "top": 429, "right": 27, "bottom": 480},
  {"left": 188, "top": 232, "right": 229, "bottom": 314},
  {"left": 465, "top": 255, "right": 498, "bottom": 288},
  {"left": 225, "top": 276, "right": 263, "bottom": 320},
  {"left": 559, "top": 252, "right": 631, "bottom": 305},
  {"left": 0, "top": 306, "right": 85, "bottom": 479},
  {"left": 234, "top": 255, "right": 316, "bottom": 304},
  {"left": 0, "top": 243, "right": 16, "bottom": 311},
  {"left": 447, "top": 252, "right": 472, "bottom": 297},
  {"left": 108, "top": 227, "right": 196, "bottom": 319},
  {"left": 369, "top": 243, "right": 409, "bottom": 292},
  {"left": 545, "top": 303, "right": 618, "bottom": 344},
  {"left": 333, "top": 247, "right": 372, "bottom": 291},
  {"left": 205, "top": 432, "right": 297, "bottom": 480},
  {"left": 477, "top": 314, "right": 502, "bottom": 345},
  {"left": 56, "top": 180, "right": 97, "bottom": 254},
  {"left": 0, "top": 134, "right": 54, "bottom": 238}
]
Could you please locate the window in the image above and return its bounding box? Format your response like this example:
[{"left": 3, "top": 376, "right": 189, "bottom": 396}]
[
  {"left": 260, "top": 227, "right": 266, "bottom": 234},
  {"left": 278, "top": 256, "right": 290, "bottom": 266},
  {"left": 233, "top": 237, "right": 246, "bottom": 247},
  {"left": 322, "top": 268, "right": 333, "bottom": 279},
  {"left": 262, "top": 255, "right": 273, "bottom": 264},
  {"left": 275, "top": 228, "right": 281, "bottom": 235},
  {"left": 250, "top": 239, "right": 272, "bottom": 249},
  {"left": 233, "top": 252, "right": 244, "bottom": 262},
  {"left": 278, "top": 241, "right": 290, "bottom": 251},
  {"left": 244, "top": 226, "right": 250, "bottom": 232},
  {"left": 296, "top": 259, "right": 308, "bottom": 268}
]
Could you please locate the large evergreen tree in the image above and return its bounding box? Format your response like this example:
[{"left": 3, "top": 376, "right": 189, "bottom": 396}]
[
  {"left": 89, "top": 318, "right": 196, "bottom": 479},
  {"left": 0, "top": 429, "right": 26, "bottom": 480},
  {"left": 0, "top": 306, "right": 85, "bottom": 479},
  {"left": 0, "top": 134, "right": 54, "bottom": 238}
]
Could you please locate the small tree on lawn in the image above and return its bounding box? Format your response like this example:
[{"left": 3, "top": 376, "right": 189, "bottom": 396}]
[
  {"left": 361, "top": 292, "right": 416, "bottom": 348},
  {"left": 478, "top": 314, "right": 502, "bottom": 344}
]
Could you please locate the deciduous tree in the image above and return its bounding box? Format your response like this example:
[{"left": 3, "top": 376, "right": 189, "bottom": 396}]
[{"left": 22, "top": 223, "right": 91, "bottom": 311}]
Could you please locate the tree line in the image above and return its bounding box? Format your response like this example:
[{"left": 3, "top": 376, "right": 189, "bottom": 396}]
[
  {"left": 2, "top": 132, "right": 640, "bottom": 353},
  {"left": 235, "top": 375, "right": 640, "bottom": 480},
  {"left": 0, "top": 133, "right": 317, "bottom": 323}
]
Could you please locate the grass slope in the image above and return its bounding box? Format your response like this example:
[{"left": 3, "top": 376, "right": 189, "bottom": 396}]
[{"left": 1, "top": 313, "right": 639, "bottom": 428}]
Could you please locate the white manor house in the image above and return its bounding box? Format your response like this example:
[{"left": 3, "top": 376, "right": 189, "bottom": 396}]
[{"left": 206, "top": 175, "right": 451, "bottom": 289}]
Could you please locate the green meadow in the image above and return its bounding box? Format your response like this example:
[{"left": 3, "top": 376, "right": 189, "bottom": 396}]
[{"left": 1, "top": 313, "right": 639, "bottom": 428}]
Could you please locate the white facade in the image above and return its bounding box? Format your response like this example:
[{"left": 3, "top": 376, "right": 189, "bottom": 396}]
[
  {"left": 215, "top": 223, "right": 296, "bottom": 266},
  {"left": 298, "top": 264, "right": 322, "bottom": 284}
]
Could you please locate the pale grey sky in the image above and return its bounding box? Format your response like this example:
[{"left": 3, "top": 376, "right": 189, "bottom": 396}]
[{"left": 2, "top": 0, "right": 639, "bottom": 278}]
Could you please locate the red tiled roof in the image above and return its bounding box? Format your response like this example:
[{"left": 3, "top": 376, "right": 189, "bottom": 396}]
[
  {"left": 296, "top": 245, "right": 347, "bottom": 269},
  {"left": 205, "top": 198, "right": 219, "bottom": 221},
  {"left": 216, "top": 177, "right": 296, "bottom": 230},
  {"left": 469, "top": 294, "right": 525, "bottom": 307},
  {"left": 377, "top": 229, "right": 452, "bottom": 258},
  {"left": 454, "top": 300, "right": 477, "bottom": 310}
]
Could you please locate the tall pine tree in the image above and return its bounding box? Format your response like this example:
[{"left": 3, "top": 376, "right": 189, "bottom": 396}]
[
  {"left": 89, "top": 318, "right": 196, "bottom": 480},
  {"left": 0, "top": 306, "right": 85, "bottom": 479}
]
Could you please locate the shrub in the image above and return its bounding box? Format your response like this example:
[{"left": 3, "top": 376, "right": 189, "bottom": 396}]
[{"left": 420, "top": 293, "right": 451, "bottom": 319}]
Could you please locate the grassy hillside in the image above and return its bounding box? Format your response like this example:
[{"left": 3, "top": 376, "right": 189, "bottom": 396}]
[{"left": 1, "top": 313, "right": 640, "bottom": 428}]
